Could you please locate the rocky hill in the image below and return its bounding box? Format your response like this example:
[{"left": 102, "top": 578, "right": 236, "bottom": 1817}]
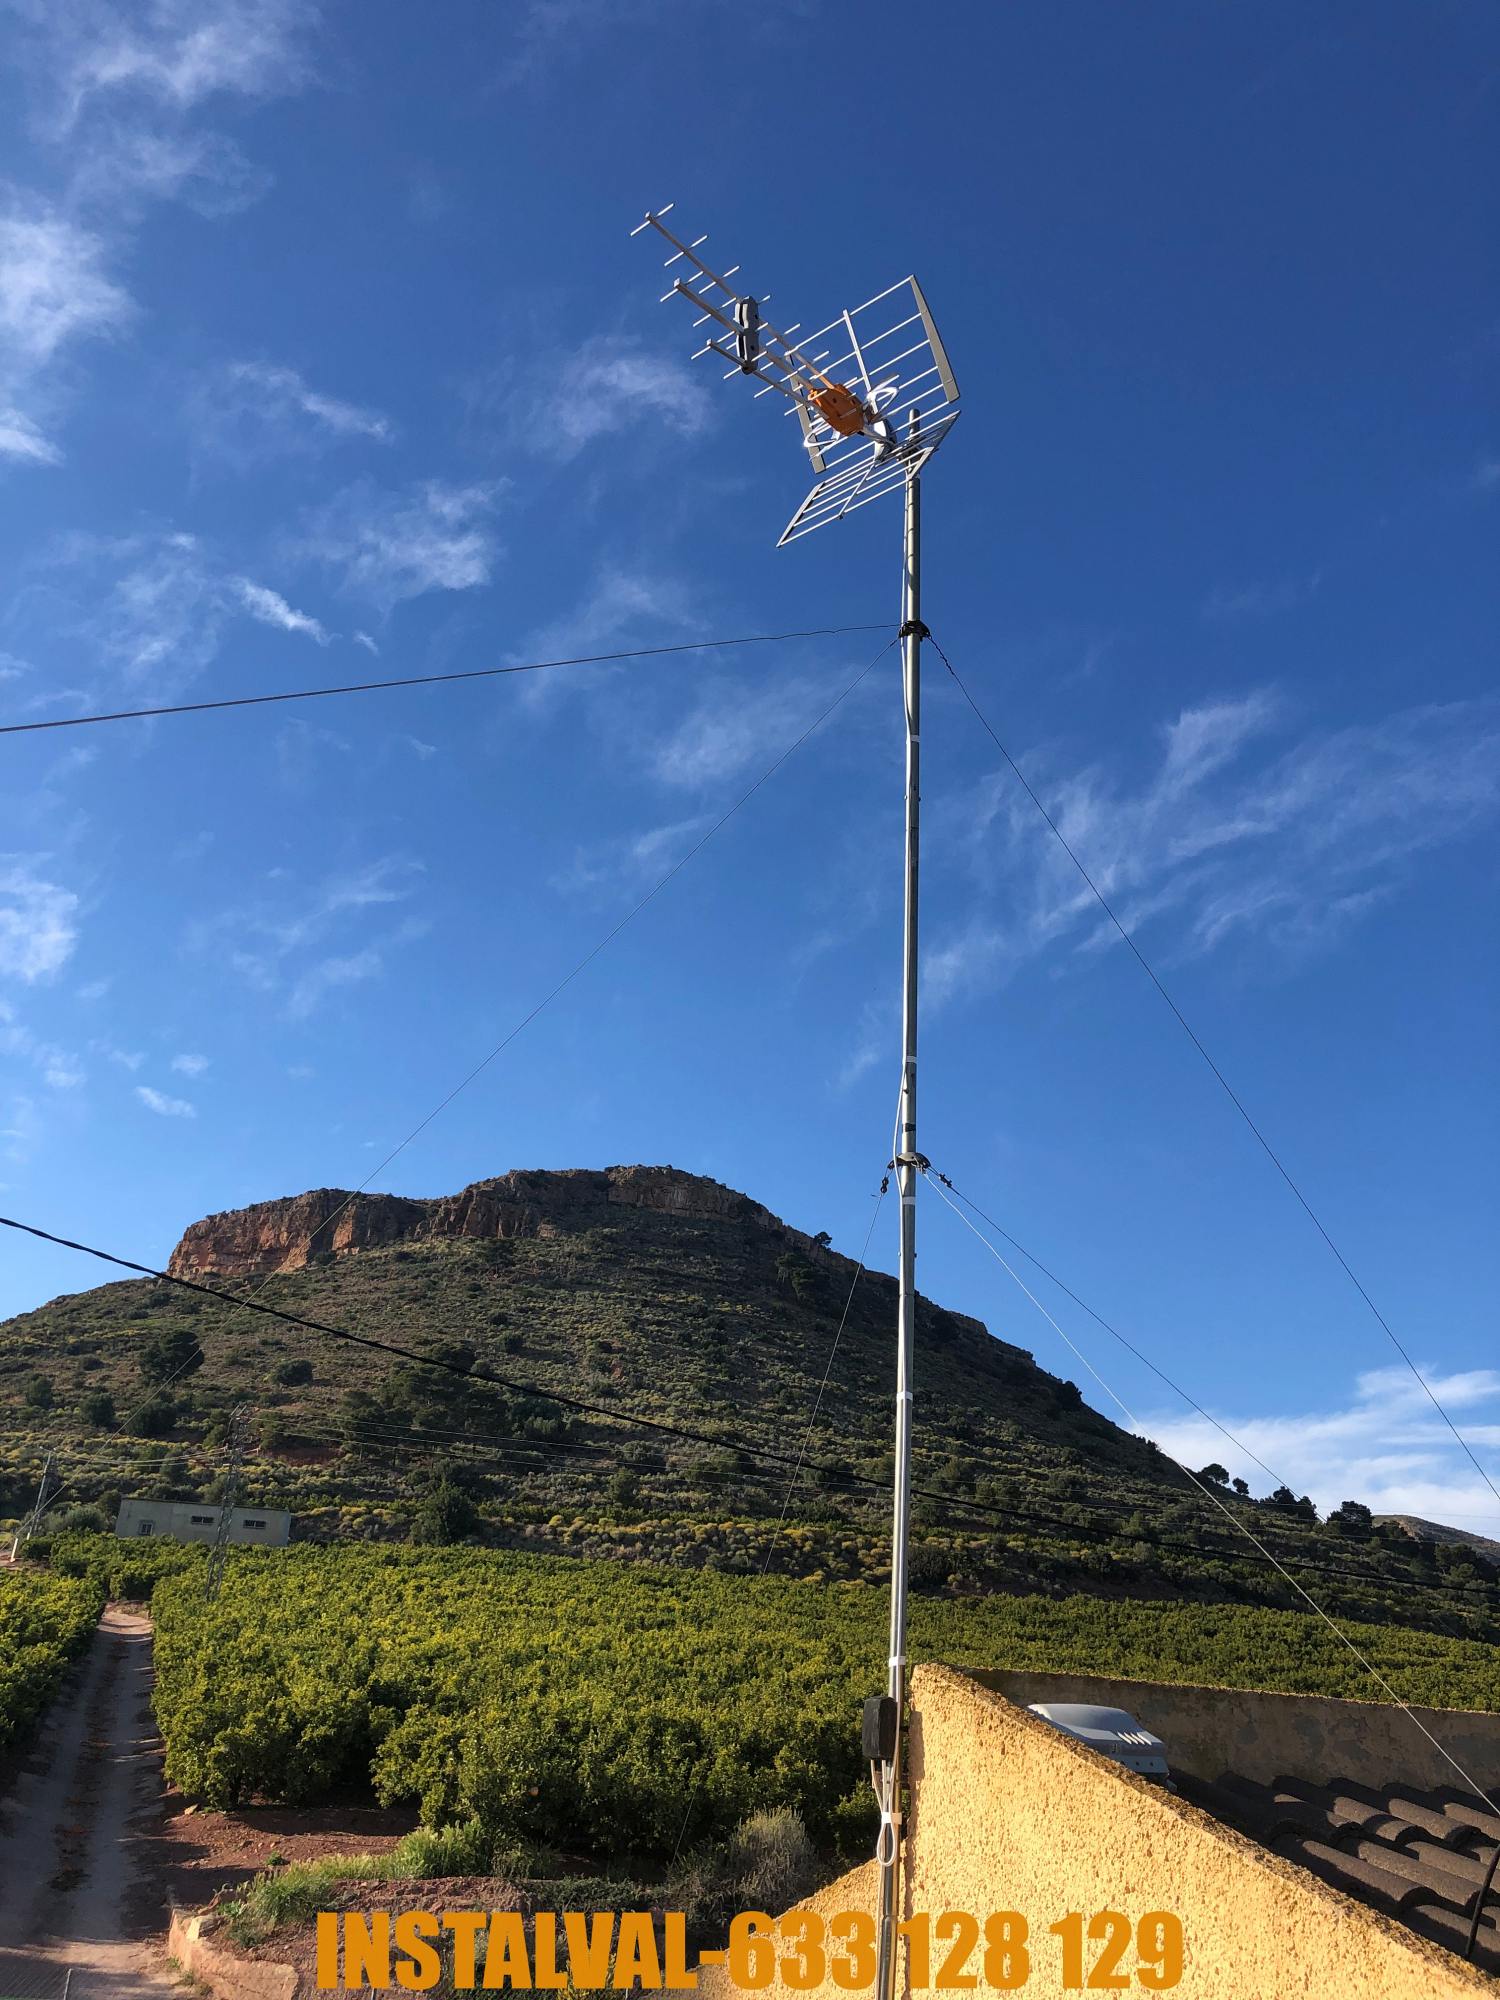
[
  {"left": 167, "top": 1165, "right": 868, "bottom": 1281},
  {"left": 3, "top": 1164, "right": 1497, "bottom": 1639},
  {"left": 1375, "top": 1515, "right": 1500, "bottom": 1561}
]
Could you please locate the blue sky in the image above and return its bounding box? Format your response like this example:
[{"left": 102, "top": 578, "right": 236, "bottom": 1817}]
[{"left": 0, "top": 1, "right": 1496, "bottom": 1525}]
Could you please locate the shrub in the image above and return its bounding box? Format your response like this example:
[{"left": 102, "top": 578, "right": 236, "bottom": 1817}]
[
  {"left": 220, "top": 1824, "right": 527, "bottom": 1949},
  {"left": 0, "top": 1569, "right": 103, "bottom": 1758},
  {"left": 139, "top": 1326, "right": 203, "bottom": 1387},
  {"left": 907, "top": 1544, "right": 951, "bottom": 1593},
  {"left": 53, "top": 1505, "right": 108, "bottom": 1536},
  {"left": 274, "top": 1360, "right": 314, "bottom": 1388},
  {"left": 143, "top": 1545, "right": 1500, "bottom": 1873},
  {"left": 672, "top": 1809, "right": 820, "bottom": 1945},
  {"left": 389, "top": 1818, "right": 509, "bottom": 1878},
  {"left": 126, "top": 1394, "right": 177, "bottom": 1438},
  {"left": 411, "top": 1480, "right": 480, "bottom": 1546}
]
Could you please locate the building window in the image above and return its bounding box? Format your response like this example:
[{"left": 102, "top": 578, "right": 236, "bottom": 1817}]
[
  {"left": 241, "top": 1518, "right": 267, "bottom": 1529},
  {"left": 189, "top": 1515, "right": 215, "bottom": 1525}
]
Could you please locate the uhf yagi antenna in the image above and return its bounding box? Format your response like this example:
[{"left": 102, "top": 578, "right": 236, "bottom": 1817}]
[
  {"left": 631, "top": 205, "right": 960, "bottom": 545},
  {"left": 633, "top": 205, "right": 962, "bottom": 2000}
]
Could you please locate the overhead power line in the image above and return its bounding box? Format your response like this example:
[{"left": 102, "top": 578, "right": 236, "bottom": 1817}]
[
  {"left": 21, "top": 1408, "right": 1495, "bottom": 1606},
  {"left": 17, "top": 635, "right": 897, "bottom": 1526},
  {"left": 0, "top": 624, "right": 891, "bottom": 737},
  {"left": 0, "top": 1213, "right": 889, "bottom": 1479},
  {"left": 931, "top": 634, "right": 1500, "bottom": 1517},
  {"left": 928, "top": 1171, "right": 1288, "bottom": 1492},
  {"left": 26, "top": 1406, "right": 1490, "bottom": 1601},
  {"left": 10, "top": 1212, "right": 1499, "bottom": 1608},
  {"left": 242, "top": 632, "right": 899, "bottom": 1282},
  {"left": 922, "top": 1169, "right": 1500, "bottom": 1824}
]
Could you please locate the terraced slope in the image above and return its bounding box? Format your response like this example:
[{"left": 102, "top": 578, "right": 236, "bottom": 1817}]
[{"left": 3, "top": 1166, "right": 1497, "bottom": 1639}]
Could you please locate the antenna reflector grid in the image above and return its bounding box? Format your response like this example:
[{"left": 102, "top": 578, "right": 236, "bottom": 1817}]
[{"left": 631, "top": 210, "right": 961, "bottom": 545}]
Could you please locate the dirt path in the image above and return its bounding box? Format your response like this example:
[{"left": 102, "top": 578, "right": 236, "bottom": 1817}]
[{"left": 0, "top": 1603, "right": 178, "bottom": 1996}]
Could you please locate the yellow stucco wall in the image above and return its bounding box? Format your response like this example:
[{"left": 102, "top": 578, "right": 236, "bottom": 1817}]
[
  {"left": 976, "top": 1665, "right": 1500, "bottom": 1797},
  {"left": 704, "top": 1665, "right": 1496, "bottom": 2000},
  {"left": 905, "top": 1666, "right": 1493, "bottom": 1998}
]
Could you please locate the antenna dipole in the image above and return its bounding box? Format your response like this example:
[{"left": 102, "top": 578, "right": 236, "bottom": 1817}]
[{"left": 632, "top": 209, "right": 961, "bottom": 2000}]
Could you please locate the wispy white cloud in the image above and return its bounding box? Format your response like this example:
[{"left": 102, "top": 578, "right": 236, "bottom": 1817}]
[
  {"left": 13, "top": 0, "right": 316, "bottom": 127},
  {"left": 1, "top": 1001, "right": 84, "bottom": 1088},
  {"left": 0, "top": 197, "right": 133, "bottom": 466},
  {"left": 495, "top": 0, "right": 805, "bottom": 93},
  {"left": 0, "top": 2, "right": 314, "bottom": 457},
  {"left": 230, "top": 576, "right": 330, "bottom": 643},
  {"left": 510, "top": 568, "right": 700, "bottom": 717},
  {"left": 0, "top": 1091, "right": 43, "bottom": 1165},
  {"left": 190, "top": 360, "right": 391, "bottom": 463},
  {"left": 496, "top": 0, "right": 652, "bottom": 89},
  {"left": 70, "top": 123, "right": 270, "bottom": 216},
  {"left": 352, "top": 630, "right": 379, "bottom": 655},
  {"left": 524, "top": 337, "right": 713, "bottom": 461},
  {"left": 82, "top": 529, "right": 224, "bottom": 684},
  {"left": 1137, "top": 1365, "right": 1500, "bottom": 1525},
  {"left": 834, "top": 997, "right": 887, "bottom": 1093},
  {"left": 0, "top": 408, "right": 63, "bottom": 465},
  {"left": 135, "top": 1082, "right": 195, "bottom": 1118},
  {"left": 189, "top": 855, "right": 427, "bottom": 1016},
  {"left": 298, "top": 479, "right": 503, "bottom": 611},
  {"left": 925, "top": 692, "right": 1500, "bottom": 1006},
  {"left": 0, "top": 858, "right": 80, "bottom": 981},
  {"left": 170, "top": 1051, "right": 208, "bottom": 1075},
  {"left": 1472, "top": 456, "right": 1500, "bottom": 495},
  {"left": 1203, "top": 570, "right": 1321, "bottom": 621},
  {"left": 554, "top": 813, "right": 714, "bottom": 901},
  {"left": 274, "top": 719, "right": 349, "bottom": 791},
  {"left": 286, "top": 947, "right": 384, "bottom": 1020},
  {"left": 0, "top": 200, "right": 132, "bottom": 366},
  {"left": 41, "top": 530, "right": 336, "bottom": 697},
  {"left": 652, "top": 669, "right": 838, "bottom": 789}
]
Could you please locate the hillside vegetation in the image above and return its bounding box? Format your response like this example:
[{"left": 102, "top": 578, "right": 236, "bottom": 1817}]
[
  {"left": 47, "top": 1536, "right": 1500, "bottom": 1867},
  {"left": 4, "top": 1167, "right": 1499, "bottom": 1641},
  {"left": 0, "top": 1566, "right": 104, "bottom": 1763}
]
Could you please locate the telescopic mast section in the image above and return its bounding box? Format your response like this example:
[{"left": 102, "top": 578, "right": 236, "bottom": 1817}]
[{"left": 632, "top": 207, "right": 960, "bottom": 2000}]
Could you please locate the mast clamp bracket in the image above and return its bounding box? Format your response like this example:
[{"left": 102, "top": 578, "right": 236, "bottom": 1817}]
[
  {"left": 898, "top": 619, "right": 930, "bottom": 641},
  {"left": 889, "top": 1151, "right": 930, "bottom": 1171}
]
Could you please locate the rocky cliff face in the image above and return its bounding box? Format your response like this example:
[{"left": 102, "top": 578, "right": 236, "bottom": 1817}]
[
  {"left": 166, "top": 1188, "right": 428, "bottom": 1279},
  {"left": 166, "top": 1164, "right": 840, "bottom": 1281}
]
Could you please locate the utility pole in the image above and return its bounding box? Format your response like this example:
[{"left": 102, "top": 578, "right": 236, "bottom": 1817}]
[
  {"left": 205, "top": 1405, "right": 248, "bottom": 1601},
  {"left": 12, "top": 1449, "right": 56, "bottom": 1559},
  {"left": 632, "top": 212, "right": 961, "bottom": 2000}
]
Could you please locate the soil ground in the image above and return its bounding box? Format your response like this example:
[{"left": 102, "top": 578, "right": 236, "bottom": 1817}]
[
  {"left": 0, "top": 1601, "right": 417, "bottom": 1998},
  {"left": 0, "top": 1604, "right": 176, "bottom": 1997}
]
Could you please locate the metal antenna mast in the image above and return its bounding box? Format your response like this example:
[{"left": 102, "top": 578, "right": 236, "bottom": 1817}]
[
  {"left": 632, "top": 208, "right": 960, "bottom": 2000},
  {"left": 205, "top": 1404, "right": 249, "bottom": 1601}
]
